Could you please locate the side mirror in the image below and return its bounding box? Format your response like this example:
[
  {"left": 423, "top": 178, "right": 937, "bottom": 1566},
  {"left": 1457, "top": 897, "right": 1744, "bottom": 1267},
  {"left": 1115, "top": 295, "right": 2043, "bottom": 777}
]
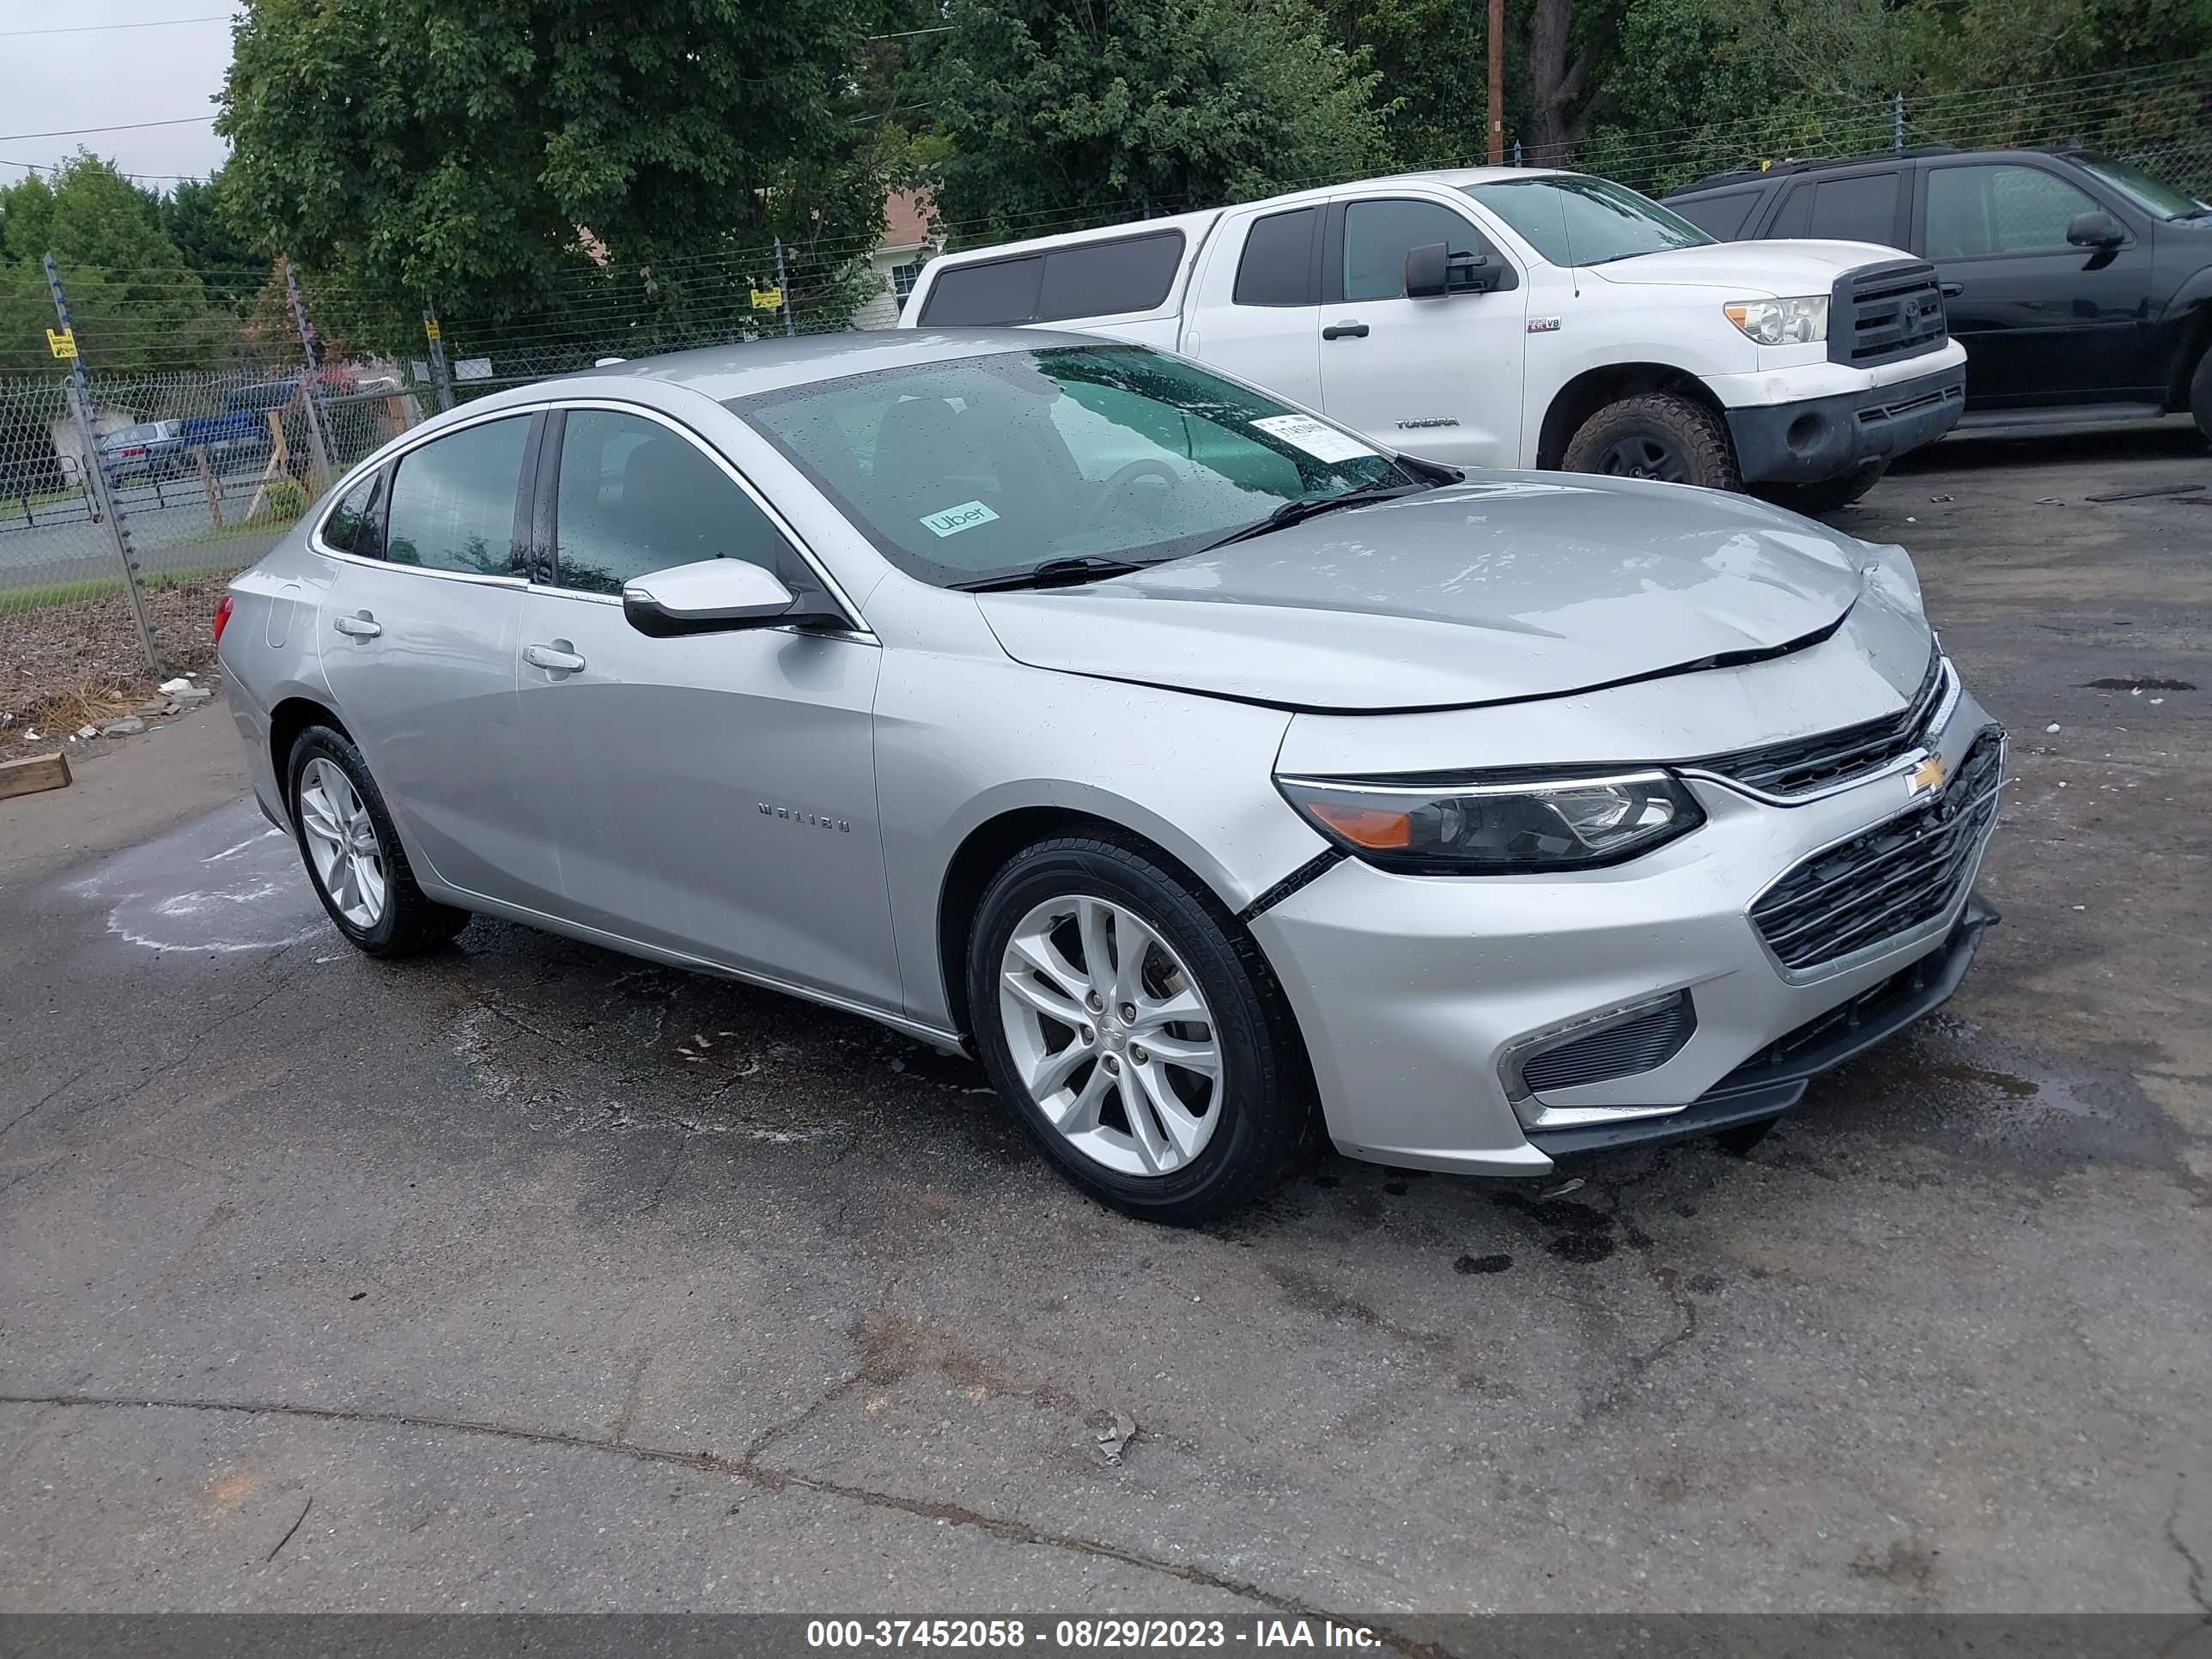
[
  {"left": 623, "top": 558, "right": 800, "bottom": 637},
  {"left": 1403, "top": 242, "right": 1496, "bottom": 299},
  {"left": 2066, "top": 210, "right": 2125, "bottom": 250}
]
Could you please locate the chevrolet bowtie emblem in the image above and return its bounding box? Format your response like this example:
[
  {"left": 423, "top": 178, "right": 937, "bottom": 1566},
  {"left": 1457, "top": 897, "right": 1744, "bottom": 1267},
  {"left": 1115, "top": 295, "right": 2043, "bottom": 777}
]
[{"left": 1909, "top": 753, "right": 1948, "bottom": 795}]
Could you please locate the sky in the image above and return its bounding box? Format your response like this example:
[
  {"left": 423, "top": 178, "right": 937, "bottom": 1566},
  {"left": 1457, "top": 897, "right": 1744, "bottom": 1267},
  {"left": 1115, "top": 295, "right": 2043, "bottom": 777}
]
[{"left": 0, "top": 2, "right": 240, "bottom": 192}]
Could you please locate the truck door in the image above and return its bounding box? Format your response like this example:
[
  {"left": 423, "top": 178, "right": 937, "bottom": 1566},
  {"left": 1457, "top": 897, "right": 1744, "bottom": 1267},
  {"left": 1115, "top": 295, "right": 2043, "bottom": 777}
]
[
  {"left": 1181, "top": 204, "right": 1326, "bottom": 407},
  {"left": 1315, "top": 194, "right": 1528, "bottom": 468}
]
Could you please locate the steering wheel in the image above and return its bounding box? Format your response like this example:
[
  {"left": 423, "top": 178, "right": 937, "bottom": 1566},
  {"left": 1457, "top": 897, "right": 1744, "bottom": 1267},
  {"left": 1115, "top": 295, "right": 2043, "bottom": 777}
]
[{"left": 1081, "top": 459, "right": 1182, "bottom": 532}]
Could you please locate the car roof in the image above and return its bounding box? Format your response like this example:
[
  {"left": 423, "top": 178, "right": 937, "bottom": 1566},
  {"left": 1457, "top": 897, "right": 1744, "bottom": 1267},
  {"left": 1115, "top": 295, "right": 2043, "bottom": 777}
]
[
  {"left": 529, "top": 326, "right": 1110, "bottom": 404},
  {"left": 1666, "top": 144, "right": 2110, "bottom": 198}
]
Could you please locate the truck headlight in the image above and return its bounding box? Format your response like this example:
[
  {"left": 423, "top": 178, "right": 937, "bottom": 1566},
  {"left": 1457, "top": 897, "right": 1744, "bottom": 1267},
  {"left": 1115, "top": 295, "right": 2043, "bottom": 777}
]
[
  {"left": 1276, "top": 770, "right": 1704, "bottom": 874},
  {"left": 1724, "top": 295, "right": 1829, "bottom": 345}
]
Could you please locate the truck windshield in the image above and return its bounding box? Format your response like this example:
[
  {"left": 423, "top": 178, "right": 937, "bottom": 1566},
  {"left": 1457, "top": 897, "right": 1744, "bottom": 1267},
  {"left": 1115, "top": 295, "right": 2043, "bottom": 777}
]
[
  {"left": 2069, "top": 154, "right": 2209, "bottom": 220},
  {"left": 732, "top": 344, "right": 1422, "bottom": 589},
  {"left": 1464, "top": 175, "right": 1713, "bottom": 266}
]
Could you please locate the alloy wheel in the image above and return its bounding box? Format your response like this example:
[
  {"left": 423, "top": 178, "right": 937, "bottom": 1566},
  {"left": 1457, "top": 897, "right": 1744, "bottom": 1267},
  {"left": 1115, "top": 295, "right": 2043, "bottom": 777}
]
[
  {"left": 998, "top": 894, "right": 1223, "bottom": 1176},
  {"left": 298, "top": 757, "right": 388, "bottom": 930},
  {"left": 1596, "top": 434, "right": 1689, "bottom": 483}
]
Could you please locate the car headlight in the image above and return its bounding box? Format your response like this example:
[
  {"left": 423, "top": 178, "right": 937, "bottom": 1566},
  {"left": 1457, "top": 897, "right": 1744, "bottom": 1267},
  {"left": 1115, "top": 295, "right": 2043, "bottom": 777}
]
[
  {"left": 1724, "top": 295, "right": 1829, "bottom": 345},
  {"left": 1275, "top": 769, "right": 1705, "bottom": 874}
]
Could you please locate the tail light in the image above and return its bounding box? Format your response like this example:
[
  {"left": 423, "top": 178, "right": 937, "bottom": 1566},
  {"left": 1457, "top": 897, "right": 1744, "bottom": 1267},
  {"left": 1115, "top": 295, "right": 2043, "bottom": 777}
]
[{"left": 213, "top": 592, "right": 234, "bottom": 646}]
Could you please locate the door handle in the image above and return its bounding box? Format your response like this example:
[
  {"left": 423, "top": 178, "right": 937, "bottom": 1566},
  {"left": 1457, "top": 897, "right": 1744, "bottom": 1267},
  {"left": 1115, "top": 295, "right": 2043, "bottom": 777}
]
[
  {"left": 1940, "top": 282, "right": 1965, "bottom": 298},
  {"left": 1322, "top": 320, "right": 1370, "bottom": 340},
  {"left": 524, "top": 641, "right": 586, "bottom": 673},
  {"left": 331, "top": 612, "right": 380, "bottom": 638}
]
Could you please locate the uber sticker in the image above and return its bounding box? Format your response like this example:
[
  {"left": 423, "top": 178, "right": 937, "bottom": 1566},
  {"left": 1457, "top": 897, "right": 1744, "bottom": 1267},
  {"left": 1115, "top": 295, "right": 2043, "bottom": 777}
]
[
  {"left": 1249, "top": 414, "right": 1380, "bottom": 465},
  {"left": 920, "top": 499, "right": 1000, "bottom": 537}
]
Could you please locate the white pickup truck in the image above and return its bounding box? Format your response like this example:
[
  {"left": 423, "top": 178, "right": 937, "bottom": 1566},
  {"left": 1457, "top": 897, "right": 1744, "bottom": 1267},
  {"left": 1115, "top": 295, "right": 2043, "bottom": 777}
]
[{"left": 901, "top": 167, "right": 1969, "bottom": 510}]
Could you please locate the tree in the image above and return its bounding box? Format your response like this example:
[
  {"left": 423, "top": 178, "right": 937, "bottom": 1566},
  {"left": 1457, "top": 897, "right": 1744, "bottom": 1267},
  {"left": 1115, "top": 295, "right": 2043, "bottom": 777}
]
[
  {"left": 217, "top": 0, "right": 896, "bottom": 331},
  {"left": 162, "top": 170, "right": 270, "bottom": 315},
  {"left": 926, "top": 0, "right": 1392, "bottom": 239}
]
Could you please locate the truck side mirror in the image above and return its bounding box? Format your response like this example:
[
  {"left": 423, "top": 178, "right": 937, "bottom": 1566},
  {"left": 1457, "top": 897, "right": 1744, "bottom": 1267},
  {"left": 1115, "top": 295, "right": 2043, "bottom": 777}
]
[
  {"left": 1404, "top": 242, "right": 1496, "bottom": 299},
  {"left": 2065, "top": 210, "right": 2125, "bottom": 250}
]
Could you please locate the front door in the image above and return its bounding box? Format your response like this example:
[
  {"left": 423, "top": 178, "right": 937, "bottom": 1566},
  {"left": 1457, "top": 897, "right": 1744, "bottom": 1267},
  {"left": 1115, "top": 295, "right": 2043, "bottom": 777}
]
[
  {"left": 314, "top": 411, "right": 561, "bottom": 909},
  {"left": 1917, "top": 161, "right": 2160, "bottom": 408},
  {"left": 1315, "top": 195, "right": 1529, "bottom": 468},
  {"left": 513, "top": 406, "right": 897, "bottom": 1009}
]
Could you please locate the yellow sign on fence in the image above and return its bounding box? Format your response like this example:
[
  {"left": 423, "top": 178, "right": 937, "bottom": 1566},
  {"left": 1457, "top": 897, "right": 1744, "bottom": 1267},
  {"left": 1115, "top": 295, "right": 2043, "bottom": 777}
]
[
  {"left": 46, "top": 327, "right": 76, "bottom": 360},
  {"left": 750, "top": 287, "right": 783, "bottom": 311},
  {"left": 423, "top": 319, "right": 442, "bottom": 342}
]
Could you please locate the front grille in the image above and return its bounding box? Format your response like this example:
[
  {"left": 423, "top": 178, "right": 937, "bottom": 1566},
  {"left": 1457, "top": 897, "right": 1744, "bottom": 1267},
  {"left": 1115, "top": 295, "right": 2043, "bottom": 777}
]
[
  {"left": 1694, "top": 647, "right": 1948, "bottom": 799},
  {"left": 1856, "top": 382, "right": 1964, "bottom": 427},
  {"left": 1751, "top": 729, "right": 2003, "bottom": 973},
  {"left": 1522, "top": 993, "right": 1696, "bottom": 1094},
  {"left": 1830, "top": 261, "right": 1948, "bottom": 367}
]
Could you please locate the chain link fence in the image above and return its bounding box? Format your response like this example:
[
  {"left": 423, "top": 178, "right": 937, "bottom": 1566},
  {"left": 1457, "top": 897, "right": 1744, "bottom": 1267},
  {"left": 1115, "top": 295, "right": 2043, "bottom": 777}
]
[{"left": 4, "top": 56, "right": 2208, "bottom": 745}]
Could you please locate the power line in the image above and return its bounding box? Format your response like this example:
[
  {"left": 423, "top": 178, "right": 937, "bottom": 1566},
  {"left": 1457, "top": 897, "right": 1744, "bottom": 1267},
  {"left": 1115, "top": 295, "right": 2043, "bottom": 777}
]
[
  {"left": 0, "top": 115, "right": 217, "bottom": 143},
  {"left": 0, "top": 155, "right": 209, "bottom": 183},
  {"left": 0, "top": 13, "right": 234, "bottom": 40}
]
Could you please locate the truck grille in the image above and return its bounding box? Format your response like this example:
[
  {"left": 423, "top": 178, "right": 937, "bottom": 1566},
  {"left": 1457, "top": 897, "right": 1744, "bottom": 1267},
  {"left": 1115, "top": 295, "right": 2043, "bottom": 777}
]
[
  {"left": 1830, "top": 261, "right": 1948, "bottom": 368},
  {"left": 1751, "top": 728, "right": 2003, "bottom": 973},
  {"left": 1694, "top": 647, "right": 1948, "bottom": 799}
]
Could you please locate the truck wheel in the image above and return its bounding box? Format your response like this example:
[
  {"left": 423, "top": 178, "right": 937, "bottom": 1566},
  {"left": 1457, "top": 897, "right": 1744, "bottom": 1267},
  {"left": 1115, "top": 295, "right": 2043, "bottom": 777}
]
[
  {"left": 2190, "top": 350, "right": 2212, "bottom": 445},
  {"left": 1563, "top": 394, "right": 1741, "bottom": 491},
  {"left": 1755, "top": 462, "right": 1887, "bottom": 517}
]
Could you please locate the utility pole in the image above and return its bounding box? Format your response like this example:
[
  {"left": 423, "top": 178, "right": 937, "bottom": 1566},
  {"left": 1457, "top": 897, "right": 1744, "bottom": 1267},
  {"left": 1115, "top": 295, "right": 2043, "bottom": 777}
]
[
  {"left": 773, "top": 237, "right": 797, "bottom": 339},
  {"left": 422, "top": 296, "right": 454, "bottom": 411},
  {"left": 1486, "top": 0, "right": 1505, "bottom": 164}
]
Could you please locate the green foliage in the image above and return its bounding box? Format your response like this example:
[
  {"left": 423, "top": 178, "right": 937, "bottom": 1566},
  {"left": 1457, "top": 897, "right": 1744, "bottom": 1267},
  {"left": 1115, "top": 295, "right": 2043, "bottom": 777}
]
[
  {"left": 217, "top": 0, "right": 897, "bottom": 331},
  {"left": 161, "top": 173, "right": 270, "bottom": 315},
  {"left": 926, "top": 0, "right": 1392, "bottom": 239}
]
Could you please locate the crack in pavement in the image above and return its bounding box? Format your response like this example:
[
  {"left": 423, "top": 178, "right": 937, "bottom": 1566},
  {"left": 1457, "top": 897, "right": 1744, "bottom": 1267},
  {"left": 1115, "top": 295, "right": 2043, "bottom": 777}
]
[
  {"left": 2169, "top": 1475, "right": 2211, "bottom": 1616},
  {"left": 0, "top": 1058, "right": 100, "bottom": 1146},
  {"left": 0, "top": 1389, "right": 1441, "bottom": 1646}
]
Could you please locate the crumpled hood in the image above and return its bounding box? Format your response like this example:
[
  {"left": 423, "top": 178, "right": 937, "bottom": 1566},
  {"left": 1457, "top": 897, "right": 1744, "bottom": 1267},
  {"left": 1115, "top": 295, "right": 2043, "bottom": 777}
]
[
  {"left": 1587, "top": 240, "right": 1909, "bottom": 293},
  {"left": 975, "top": 475, "right": 1881, "bottom": 713}
]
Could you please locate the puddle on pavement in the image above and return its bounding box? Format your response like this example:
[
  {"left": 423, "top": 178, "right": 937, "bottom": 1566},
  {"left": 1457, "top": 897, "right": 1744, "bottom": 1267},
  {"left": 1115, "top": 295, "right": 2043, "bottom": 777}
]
[{"left": 63, "top": 798, "right": 323, "bottom": 955}]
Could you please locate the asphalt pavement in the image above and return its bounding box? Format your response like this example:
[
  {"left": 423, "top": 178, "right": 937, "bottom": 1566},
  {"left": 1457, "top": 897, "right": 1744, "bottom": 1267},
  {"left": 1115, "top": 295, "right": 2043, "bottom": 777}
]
[{"left": 2, "top": 428, "right": 2208, "bottom": 1620}]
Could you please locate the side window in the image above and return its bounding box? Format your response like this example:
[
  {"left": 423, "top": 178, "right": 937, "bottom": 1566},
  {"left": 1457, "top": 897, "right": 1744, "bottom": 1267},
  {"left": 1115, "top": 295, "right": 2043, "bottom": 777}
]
[
  {"left": 1233, "top": 207, "right": 1322, "bottom": 306},
  {"left": 1035, "top": 233, "right": 1183, "bottom": 321},
  {"left": 1926, "top": 165, "right": 2104, "bottom": 258},
  {"left": 1769, "top": 185, "right": 1813, "bottom": 239},
  {"left": 919, "top": 256, "right": 1043, "bottom": 325},
  {"left": 1341, "top": 199, "right": 1498, "bottom": 301},
  {"left": 551, "top": 410, "right": 795, "bottom": 596},
  {"left": 383, "top": 416, "right": 530, "bottom": 575},
  {"left": 321, "top": 468, "right": 386, "bottom": 557},
  {"left": 1806, "top": 173, "right": 1901, "bottom": 245},
  {"left": 1670, "top": 191, "right": 1762, "bottom": 240}
]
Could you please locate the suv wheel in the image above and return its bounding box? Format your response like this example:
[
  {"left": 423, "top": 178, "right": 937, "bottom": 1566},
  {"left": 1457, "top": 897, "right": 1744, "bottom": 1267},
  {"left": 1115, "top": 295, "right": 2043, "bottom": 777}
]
[
  {"left": 2189, "top": 350, "right": 2212, "bottom": 445},
  {"left": 287, "top": 725, "right": 470, "bottom": 957},
  {"left": 1564, "top": 393, "right": 1741, "bottom": 491},
  {"left": 968, "top": 834, "right": 1312, "bottom": 1224}
]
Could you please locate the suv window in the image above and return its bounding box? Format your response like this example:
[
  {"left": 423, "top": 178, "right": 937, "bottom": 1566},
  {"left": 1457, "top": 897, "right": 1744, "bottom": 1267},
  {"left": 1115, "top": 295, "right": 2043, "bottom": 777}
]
[
  {"left": 1926, "top": 164, "right": 2104, "bottom": 258},
  {"left": 1342, "top": 199, "right": 1494, "bottom": 301},
  {"left": 551, "top": 410, "right": 794, "bottom": 595},
  {"left": 1233, "top": 207, "right": 1321, "bottom": 306},
  {"left": 322, "top": 468, "right": 387, "bottom": 558},
  {"left": 383, "top": 416, "right": 531, "bottom": 576},
  {"left": 1671, "top": 190, "right": 1761, "bottom": 240},
  {"left": 919, "top": 233, "right": 1184, "bottom": 325},
  {"left": 1772, "top": 173, "right": 1900, "bottom": 244}
]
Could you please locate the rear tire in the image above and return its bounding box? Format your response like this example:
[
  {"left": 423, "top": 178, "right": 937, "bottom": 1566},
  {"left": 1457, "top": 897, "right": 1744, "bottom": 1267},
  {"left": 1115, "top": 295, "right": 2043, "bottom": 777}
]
[
  {"left": 1755, "top": 462, "right": 1887, "bottom": 517},
  {"left": 1562, "top": 393, "right": 1741, "bottom": 491},
  {"left": 968, "top": 834, "right": 1313, "bottom": 1224},
  {"left": 286, "top": 725, "right": 470, "bottom": 957},
  {"left": 2189, "top": 349, "right": 2212, "bottom": 444}
]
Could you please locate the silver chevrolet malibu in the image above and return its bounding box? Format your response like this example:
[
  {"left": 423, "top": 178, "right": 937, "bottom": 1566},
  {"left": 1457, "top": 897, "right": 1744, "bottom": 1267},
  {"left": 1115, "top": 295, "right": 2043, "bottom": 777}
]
[{"left": 217, "top": 330, "right": 2002, "bottom": 1223}]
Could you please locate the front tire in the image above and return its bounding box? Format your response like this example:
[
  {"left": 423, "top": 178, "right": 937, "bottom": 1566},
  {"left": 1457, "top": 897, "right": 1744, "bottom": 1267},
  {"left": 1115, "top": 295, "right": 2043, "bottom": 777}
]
[
  {"left": 1563, "top": 392, "right": 1742, "bottom": 491},
  {"left": 287, "top": 725, "right": 469, "bottom": 957},
  {"left": 968, "top": 835, "right": 1313, "bottom": 1224}
]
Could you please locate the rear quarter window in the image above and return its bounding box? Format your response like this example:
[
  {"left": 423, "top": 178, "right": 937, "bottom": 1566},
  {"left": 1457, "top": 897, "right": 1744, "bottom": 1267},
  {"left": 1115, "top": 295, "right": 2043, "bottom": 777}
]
[
  {"left": 1669, "top": 190, "right": 1763, "bottom": 240},
  {"left": 920, "top": 233, "right": 1184, "bottom": 325}
]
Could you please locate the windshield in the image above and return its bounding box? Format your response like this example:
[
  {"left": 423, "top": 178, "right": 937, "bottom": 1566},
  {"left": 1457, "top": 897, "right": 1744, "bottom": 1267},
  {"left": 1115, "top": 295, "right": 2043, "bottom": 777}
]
[
  {"left": 2069, "top": 153, "right": 2209, "bottom": 220},
  {"left": 1465, "top": 174, "right": 1713, "bottom": 266},
  {"left": 732, "top": 345, "right": 1414, "bottom": 587}
]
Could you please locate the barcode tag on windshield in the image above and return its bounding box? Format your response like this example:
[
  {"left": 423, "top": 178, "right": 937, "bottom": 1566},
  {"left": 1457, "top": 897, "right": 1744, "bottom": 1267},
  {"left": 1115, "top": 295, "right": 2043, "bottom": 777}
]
[
  {"left": 921, "top": 500, "right": 1000, "bottom": 537},
  {"left": 1250, "top": 414, "right": 1379, "bottom": 464}
]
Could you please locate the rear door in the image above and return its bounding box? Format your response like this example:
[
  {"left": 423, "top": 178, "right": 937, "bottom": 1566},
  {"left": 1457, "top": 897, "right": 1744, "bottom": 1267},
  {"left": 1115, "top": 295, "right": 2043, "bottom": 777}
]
[
  {"left": 1914, "top": 158, "right": 2160, "bottom": 406},
  {"left": 1313, "top": 193, "right": 1528, "bottom": 467},
  {"left": 1765, "top": 165, "right": 1909, "bottom": 249},
  {"left": 1182, "top": 204, "right": 1327, "bottom": 406},
  {"left": 313, "top": 410, "right": 561, "bottom": 908},
  {"left": 513, "top": 404, "right": 896, "bottom": 1006}
]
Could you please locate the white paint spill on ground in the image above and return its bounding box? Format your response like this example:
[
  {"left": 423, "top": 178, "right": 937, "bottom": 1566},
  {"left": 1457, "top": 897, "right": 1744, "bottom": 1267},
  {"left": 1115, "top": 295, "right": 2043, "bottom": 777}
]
[{"left": 64, "top": 798, "right": 325, "bottom": 956}]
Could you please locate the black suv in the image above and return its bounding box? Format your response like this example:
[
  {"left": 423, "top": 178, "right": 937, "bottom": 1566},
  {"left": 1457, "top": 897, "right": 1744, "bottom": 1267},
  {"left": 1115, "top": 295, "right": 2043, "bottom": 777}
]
[{"left": 1665, "top": 148, "right": 2212, "bottom": 438}]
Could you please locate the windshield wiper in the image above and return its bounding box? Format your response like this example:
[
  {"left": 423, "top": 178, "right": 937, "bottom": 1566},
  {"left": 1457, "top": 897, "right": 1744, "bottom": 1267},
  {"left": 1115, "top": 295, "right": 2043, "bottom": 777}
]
[
  {"left": 952, "top": 556, "right": 1152, "bottom": 592},
  {"left": 1200, "top": 481, "right": 1429, "bottom": 552}
]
